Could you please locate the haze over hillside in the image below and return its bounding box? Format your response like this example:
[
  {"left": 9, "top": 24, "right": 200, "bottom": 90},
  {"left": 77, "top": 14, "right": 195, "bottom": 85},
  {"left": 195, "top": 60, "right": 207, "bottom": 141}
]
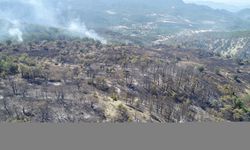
[
  {"left": 184, "top": 0, "right": 250, "bottom": 12},
  {"left": 1, "top": 0, "right": 250, "bottom": 43}
]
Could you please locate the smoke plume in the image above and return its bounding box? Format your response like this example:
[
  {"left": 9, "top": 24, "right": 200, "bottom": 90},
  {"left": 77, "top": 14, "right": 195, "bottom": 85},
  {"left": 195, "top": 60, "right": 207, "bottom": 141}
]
[{"left": 0, "top": 0, "right": 106, "bottom": 43}]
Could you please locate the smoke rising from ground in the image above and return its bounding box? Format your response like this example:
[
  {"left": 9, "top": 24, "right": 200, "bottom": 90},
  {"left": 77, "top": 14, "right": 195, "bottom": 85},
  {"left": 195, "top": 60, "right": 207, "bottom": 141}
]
[
  {"left": 67, "top": 20, "right": 106, "bottom": 43},
  {"left": 8, "top": 21, "right": 23, "bottom": 42},
  {"left": 0, "top": 0, "right": 106, "bottom": 43}
]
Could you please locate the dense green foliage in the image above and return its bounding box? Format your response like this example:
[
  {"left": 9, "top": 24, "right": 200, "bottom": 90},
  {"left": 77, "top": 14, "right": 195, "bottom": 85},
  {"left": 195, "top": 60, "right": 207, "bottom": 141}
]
[{"left": 0, "top": 54, "right": 19, "bottom": 76}]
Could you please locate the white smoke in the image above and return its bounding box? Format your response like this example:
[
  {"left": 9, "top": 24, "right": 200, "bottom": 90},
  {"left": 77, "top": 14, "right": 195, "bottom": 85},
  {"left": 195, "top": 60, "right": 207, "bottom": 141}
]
[
  {"left": 0, "top": 0, "right": 106, "bottom": 43},
  {"left": 23, "top": 0, "right": 59, "bottom": 27},
  {"left": 67, "top": 21, "right": 107, "bottom": 44},
  {"left": 8, "top": 28, "right": 23, "bottom": 42},
  {"left": 0, "top": 18, "right": 24, "bottom": 42}
]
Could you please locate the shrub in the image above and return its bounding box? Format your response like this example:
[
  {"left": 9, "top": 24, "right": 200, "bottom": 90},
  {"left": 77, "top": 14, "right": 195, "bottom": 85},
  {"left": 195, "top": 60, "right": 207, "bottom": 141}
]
[
  {"left": 232, "top": 109, "right": 245, "bottom": 121},
  {"left": 233, "top": 75, "right": 241, "bottom": 83},
  {"left": 234, "top": 58, "right": 244, "bottom": 66},
  {"left": 0, "top": 55, "right": 19, "bottom": 76},
  {"left": 116, "top": 104, "right": 130, "bottom": 122},
  {"left": 215, "top": 68, "right": 221, "bottom": 75},
  {"left": 6, "top": 40, "right": 12, "bottom": 46},
  {"left": 19, "top": 54, "right": 36, "bottom": 66},
  {"left": 197, "top": 66, "right": 205, "bottom": 73},
  {"left": 111, "top": 93, "right": 118, "bottom": 101}
]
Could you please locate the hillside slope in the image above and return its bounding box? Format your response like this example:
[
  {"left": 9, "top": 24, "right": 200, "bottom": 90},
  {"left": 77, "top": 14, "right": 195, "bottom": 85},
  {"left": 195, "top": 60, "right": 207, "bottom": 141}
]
[{"left": 0, "top": 39, "right": 250, "bottom": 122}]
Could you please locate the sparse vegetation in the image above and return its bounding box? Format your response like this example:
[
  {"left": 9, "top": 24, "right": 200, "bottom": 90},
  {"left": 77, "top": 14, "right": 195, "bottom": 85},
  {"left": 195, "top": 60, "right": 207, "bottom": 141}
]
[
  {"left": 116, "top": 104, "right": 130, "bottom": 122},
  {"left": 0, "top": 39, "right": 249, "bottom": 123},
  {"left": 0, "top": 0, "right": 250, "bottom": 123}
]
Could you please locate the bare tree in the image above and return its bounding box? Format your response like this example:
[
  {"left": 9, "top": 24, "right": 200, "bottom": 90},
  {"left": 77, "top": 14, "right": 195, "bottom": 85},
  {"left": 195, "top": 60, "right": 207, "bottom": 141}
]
[
  {"left": 3, "top": 97, "right": 12, "bottom": 117},
  {"left": 19, "top": 80, "right": 29, "bottom": 98},
  {"left": 7, "top": 76, "right": 17, "bottom": 95},
  {"left": 40, "top": 103, "right": 50, "bottom": 123}
]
